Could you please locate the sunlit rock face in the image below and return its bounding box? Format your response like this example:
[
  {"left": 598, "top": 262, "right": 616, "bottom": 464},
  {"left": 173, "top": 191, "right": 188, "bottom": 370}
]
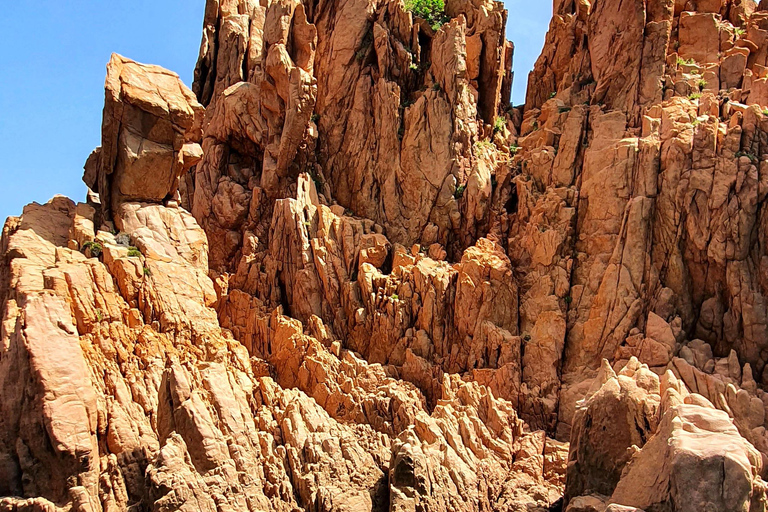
[{"left": 5, "top": 0, "right": 768, "bottom": 511}]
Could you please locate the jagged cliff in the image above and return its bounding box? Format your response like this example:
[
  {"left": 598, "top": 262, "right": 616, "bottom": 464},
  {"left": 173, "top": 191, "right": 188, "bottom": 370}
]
[{"left": 3, "top": 0, "right": 768, "bottom": 511}]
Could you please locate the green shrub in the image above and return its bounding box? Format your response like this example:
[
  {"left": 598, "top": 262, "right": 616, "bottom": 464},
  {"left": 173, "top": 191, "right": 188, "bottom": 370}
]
[
  {"left": 688, "top": 92, "right": 702, "bottom": 100},
  {"left": 454, "top": 184, "right": 466, "bottom": 198},
  {"left": 493, "top": 116, "right": 505, "bottom": 134},
  {"left": 409, "top": 62, "right": 418, "bottom": 71},
  {"left": 677, "top": 56, "right": 698, "bottom": 67},
  {"left": 735, "top": 27, "right": 746, "bottom": 36},
  {"left": 143, "top": 266, "right": 152, "bottom": 277},
  {"left": 311, "top": 113, "right": 320, "bottom": 123},
  {"left": 549, "top": 92, "right": 556, "bottom": 99},
  {"left": 510, "top": 144, "right": 520, "bottom": 154},
  {"left": 735, "top": 151, "right": 759, "bottom": 163},
  {"left": 697, "top": 79, "right": 707, "bottom": 91},
  {"left": 96, "top": 308, "right": 104, "bottom": 322},
  {"left": 82, "top": 241, "right": 102, "bottom": 258},
  {"left": 127, "top": 246, "right": 141, "bottom": 258},
  {"left": 391, "top": 293, "right": 399, "bottom": 300},
  {"left": 405, "top": 0, "right": 449, "bottom": 31}
]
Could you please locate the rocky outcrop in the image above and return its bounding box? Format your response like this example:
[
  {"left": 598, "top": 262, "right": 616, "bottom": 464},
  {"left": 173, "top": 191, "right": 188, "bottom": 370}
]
[
  {"left": 85, "top": 54, "right": 205, "bottom": 221},
  {"left": 565, "top": 358, "right": 768, "bottom": 512},
  {"left": 7, "top": 0, "right": 768, "bottom": 510}
]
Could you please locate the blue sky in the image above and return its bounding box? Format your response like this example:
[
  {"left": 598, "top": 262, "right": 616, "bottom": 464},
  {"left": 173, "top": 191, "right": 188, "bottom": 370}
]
[{"left": 0, "top": 1, "right": 551, "bottom": 223}]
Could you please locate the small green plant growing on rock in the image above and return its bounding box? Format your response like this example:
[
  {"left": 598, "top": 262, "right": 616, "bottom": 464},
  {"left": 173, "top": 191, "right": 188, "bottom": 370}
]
[
  {"left": 510, "top": 144, "right": 520, "bottom": 154},
  {"left": 549, "top": 92, "right": 556, "bottom": 99},
  {"left": 95, "top": 308, "right": 104, "bottom": 322},
  {"left": 127, "top": 246, "right": 141, "bottom": 258},
  {"left": 735, "top": 151, "right": 759, "bottom": 163},
  {"left": 404, "top": 0, "right": 449, "bottom": 31},
  {"left": 82, "top": 241, "right": 102, "bottom": 258},
  {"left": 311, "top": 113, "right": 320, "bottom": 123},
  {"left": 564, "top": 295, "right": 573, "bottom": 304},
  {"left": 474, "top": 140, "right": 494, "bottom": 151},
  {"left": 391, "top": 293, "right": 399, "bottom": 300},
  {"left": 697, "top": 79, "right": 707, "bottom": 91},
  {"left": 677, "top": 56, "right": 697, "bottom": 67},
  {"left": 493, "top": 116, "right": 505, "bottom": 134},
  {"left": 735, "top": 27, "right": 746, "bottom": 36},
  {"left": 454, "top": 184, "right": 466, "bottom": 199},
  {"left": 688, "top": 92, "right": 702, "bottom": 100},
  {"left": 143, "top": 266, "right": 152, "bottom": 277}
]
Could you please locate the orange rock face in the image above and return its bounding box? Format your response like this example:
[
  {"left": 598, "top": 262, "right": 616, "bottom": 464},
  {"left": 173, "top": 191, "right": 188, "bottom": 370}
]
[{"left": 5, "top": 0, "right": 768, "bottom": 511}]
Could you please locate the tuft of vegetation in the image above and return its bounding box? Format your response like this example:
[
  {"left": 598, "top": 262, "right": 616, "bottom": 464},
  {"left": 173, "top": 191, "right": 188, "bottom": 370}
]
[
  {"left": 688, "top": 92, "right": 702, "bottom": 100},
  {"left": 409, "top": 62, "right": 418, "bottom": 71},
  {"left": 549, "top": 92, "right": 556, "bottom": 99},
  {"left": 564, "top": 296, "right": 573, "bottom": 304},
  {"left": 309, "top": 170, "right": 324, "bottom": 191},
  {"left": 82, "top": 241, "right": 103, "bottom": 258},
  {"left": 735, "top": 27, "right": 746, "bottom": 36},
  {"left": 143, "top": 266, "right": 152, "bottom": 277},
  {"left": 454, "top": 184, "right": 466, "bottom": 199},
  {"left": 761, "top": 109, "right": 768, "bottom": 117},
  {"left": 523, "top": 334, "right": 531, "bottom": 342},
  {"left": 127, "top": 246, "right": 141, "bottom": 258},
  {"left": 311, "top": 113, "right": 320, "bottom": 123},
  {"left": 391, "top": 293, "right": 399, "bottom": 300},
  {"left": 404, "top": 0, "right": 450, "bottom": 31},
  {"left": 510, "top": 144, "right": 520, "bottom": 154},
  {"left": 474, "top": 140, "right": 494, "bottom": 151},
  {"left": 677, "top": 56, "right": 698, "bottom": 67},
  {"left": 697, "top": 79, "right": 707, "bottom": 91},
  {"left": 96, "top": 308, "right": 104, "bottom": 322},
  {"left": 493, "top": 116, "right": 505, "bottom": 134},
  {"left": 735, "top": 151, "right": 759, "bottom": 163}
]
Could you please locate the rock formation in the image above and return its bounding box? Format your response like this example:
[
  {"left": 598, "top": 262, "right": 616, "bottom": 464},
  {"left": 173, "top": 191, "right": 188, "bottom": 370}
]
[{"left": 5, "top": 0, "right": 768, "bottom": 510}]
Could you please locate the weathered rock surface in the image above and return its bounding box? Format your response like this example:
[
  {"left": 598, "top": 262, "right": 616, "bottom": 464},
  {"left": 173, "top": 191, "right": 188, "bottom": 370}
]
[
  {"left": 86, "top": 54, "right": 205, "bottom": 220},
  {"left": 7, "top": 0, "right": 768, "bottom": 510}
]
